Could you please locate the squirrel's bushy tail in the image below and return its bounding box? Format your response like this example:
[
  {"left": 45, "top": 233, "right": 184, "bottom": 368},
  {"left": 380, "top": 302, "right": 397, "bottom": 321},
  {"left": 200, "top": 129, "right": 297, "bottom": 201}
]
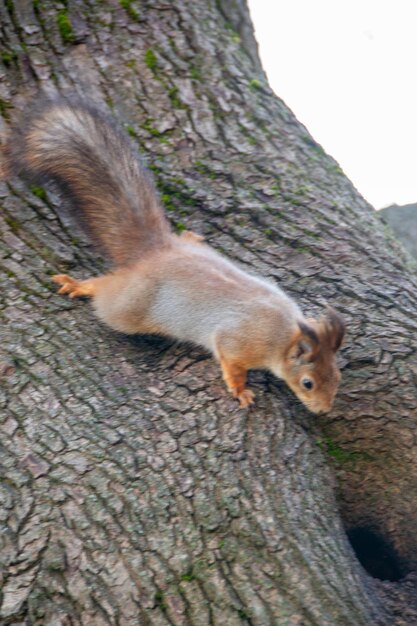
[{"left": 3, "top": 96, "right": 171, "bottom": 267}]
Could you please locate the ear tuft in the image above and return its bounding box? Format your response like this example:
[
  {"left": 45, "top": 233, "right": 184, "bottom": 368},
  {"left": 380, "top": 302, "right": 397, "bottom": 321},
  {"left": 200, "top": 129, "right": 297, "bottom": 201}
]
[
  {"left": 325, "top": 306, "right": 345, "bottom": 352},
  {"left": 297, "top": 320, "right": 319, "bottom": 345},
  {"left": 293, "top": 321, "right": 320, "bottom": 362}
]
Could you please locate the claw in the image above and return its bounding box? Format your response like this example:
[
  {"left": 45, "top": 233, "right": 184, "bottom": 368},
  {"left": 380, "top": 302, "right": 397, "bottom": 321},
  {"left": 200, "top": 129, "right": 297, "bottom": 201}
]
[
  {"left": 238, "top": 389, "right": 255, "bottom": 408},
  {"left": 52, "top": 274, "right": 95, "bottom": 298}
]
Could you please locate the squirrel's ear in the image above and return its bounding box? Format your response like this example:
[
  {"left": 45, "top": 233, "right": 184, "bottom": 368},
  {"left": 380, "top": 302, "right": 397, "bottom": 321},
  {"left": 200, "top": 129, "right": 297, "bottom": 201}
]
[
  {"left": 290, "top": 321, "right": 320, "bottom": 362},
  {"left": 325, "top": 306, "right": 345, "bottom": 352}
]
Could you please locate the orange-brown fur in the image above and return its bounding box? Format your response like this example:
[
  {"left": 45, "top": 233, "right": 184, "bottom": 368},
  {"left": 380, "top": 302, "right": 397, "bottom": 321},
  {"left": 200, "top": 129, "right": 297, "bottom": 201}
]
[
  {"left": 4, "top": 96, "right": 346, "bottom": 411},
  {"left": 282, "top": 317, "right": 343, "bottom": 414},
  {"left": 179, "top": 230, "right": 205, "bottom": 243}
]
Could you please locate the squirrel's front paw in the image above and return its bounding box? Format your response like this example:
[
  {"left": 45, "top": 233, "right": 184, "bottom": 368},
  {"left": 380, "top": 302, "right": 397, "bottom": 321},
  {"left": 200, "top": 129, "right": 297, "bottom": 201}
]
[
  {"left": 237, "top": 389, "right": 255, "bottom": 408},
  {"left": 52, "top": 274, "right": 95, "bottom": 298}
]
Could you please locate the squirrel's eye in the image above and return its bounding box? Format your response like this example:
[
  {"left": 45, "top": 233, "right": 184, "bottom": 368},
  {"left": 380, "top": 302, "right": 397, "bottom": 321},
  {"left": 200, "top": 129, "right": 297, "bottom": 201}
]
[{"left": 302, "top": 378, "right": 314, "bottom": 390}]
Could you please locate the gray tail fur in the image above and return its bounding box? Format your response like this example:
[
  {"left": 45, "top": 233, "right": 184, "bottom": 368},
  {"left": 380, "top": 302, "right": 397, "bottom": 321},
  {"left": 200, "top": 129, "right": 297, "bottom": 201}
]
[{"left": 3, "top": 96, "right": 171, "bottom": 267}]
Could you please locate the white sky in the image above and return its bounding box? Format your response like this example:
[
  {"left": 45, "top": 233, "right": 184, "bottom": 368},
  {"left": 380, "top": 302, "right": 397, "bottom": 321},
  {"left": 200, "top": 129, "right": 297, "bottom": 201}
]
[{"left": 248, "top": 0, "right": 417, "bottom": 209}]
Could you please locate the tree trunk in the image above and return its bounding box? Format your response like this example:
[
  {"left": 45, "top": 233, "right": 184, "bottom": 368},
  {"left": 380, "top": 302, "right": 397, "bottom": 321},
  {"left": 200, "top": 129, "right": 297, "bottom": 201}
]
[{"left": 1, "top": 1, "right": 416, "bottom": 624}]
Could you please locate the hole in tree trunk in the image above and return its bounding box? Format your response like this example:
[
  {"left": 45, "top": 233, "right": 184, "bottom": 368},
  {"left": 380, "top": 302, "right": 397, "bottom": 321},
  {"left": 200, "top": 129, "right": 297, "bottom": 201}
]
[{"left": 347, "top": 526, "right": 407, "bottom": 581}]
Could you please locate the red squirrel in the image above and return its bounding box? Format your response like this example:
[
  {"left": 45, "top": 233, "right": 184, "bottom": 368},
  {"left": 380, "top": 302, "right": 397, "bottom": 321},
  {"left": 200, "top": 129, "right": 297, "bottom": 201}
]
[{"left": 3, "top": 96, "right": 345, "bottom": 412}]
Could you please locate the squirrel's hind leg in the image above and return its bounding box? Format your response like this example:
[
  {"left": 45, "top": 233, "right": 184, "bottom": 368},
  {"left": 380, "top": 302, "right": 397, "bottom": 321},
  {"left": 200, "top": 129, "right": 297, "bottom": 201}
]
[{"left": 52, "top": 274, "right": 98, "bottom": 299}]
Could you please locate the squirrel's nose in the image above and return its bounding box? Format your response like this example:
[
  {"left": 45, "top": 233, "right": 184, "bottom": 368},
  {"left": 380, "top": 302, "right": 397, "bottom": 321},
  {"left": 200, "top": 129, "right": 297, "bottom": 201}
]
[{"left": 315, "top": 402, "right": 333, "bottom": 415}]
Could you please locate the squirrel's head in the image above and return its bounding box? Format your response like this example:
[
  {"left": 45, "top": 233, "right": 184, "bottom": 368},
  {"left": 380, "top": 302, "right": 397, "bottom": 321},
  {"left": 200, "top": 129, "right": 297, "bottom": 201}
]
[{"left": 281, "top": 307, "right": 345, "bottom": 414}]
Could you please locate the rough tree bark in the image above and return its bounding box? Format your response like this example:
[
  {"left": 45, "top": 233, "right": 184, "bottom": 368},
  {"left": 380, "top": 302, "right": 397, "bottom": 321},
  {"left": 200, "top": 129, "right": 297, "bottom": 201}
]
[{"left": 1, "top": 1, "right": 416, "bottom": 625}]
